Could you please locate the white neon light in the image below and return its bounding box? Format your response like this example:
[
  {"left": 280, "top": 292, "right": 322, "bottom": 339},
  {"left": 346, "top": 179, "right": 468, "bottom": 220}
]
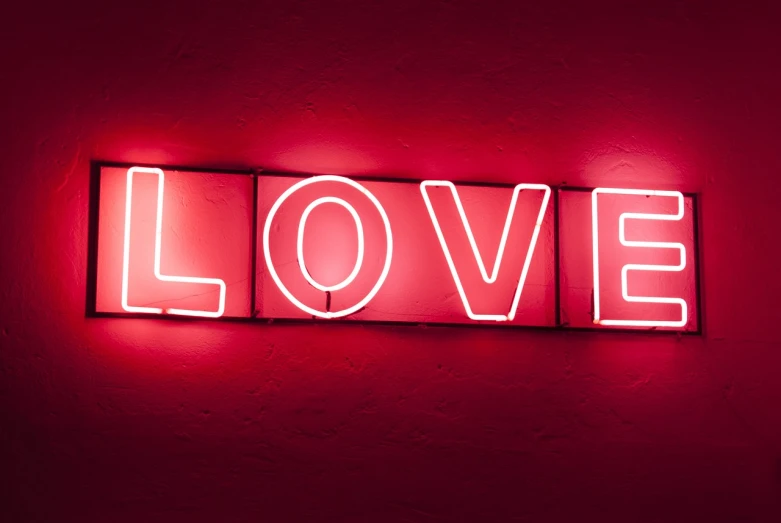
[
  {"left": 297, "top": 196, "right": 365, "bottom": 292},
  {"left": 591, "top": 188, "right": 687, "bottom": 328},
  {"left": 121, "top": 167, "right": 227, "bottom": 318},
  {"left": 420, "top": 181, "right": 551, "bottom": 321},
  {"left": 263, "top": 175, "right": 393, "bottom": 319}
]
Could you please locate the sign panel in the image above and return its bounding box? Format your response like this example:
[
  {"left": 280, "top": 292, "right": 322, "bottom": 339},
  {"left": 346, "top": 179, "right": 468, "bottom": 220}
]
[
  {"left": 90, "top": 164, "right": 700, "bottom": 333},
  {"left": 94, "top": 167, "right": 253, "bottom": 318},
  {"left": 558, "top": 189, "right": 699, "bottom": 331}
]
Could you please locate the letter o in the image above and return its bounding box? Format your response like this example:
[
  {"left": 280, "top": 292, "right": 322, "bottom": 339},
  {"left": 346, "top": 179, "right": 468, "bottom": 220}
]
[{"left": 263, "top": 175, "right": 393, "bottom": 318}]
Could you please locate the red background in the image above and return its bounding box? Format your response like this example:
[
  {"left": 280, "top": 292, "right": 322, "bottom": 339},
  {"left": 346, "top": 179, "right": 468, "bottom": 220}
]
[{"left": 1, "top": 1, "right": 780, "bottom": 521}]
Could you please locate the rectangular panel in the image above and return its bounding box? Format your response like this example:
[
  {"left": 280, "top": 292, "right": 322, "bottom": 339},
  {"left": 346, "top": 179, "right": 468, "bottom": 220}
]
[
  {"left": 89, "top": 163, "right": 701, "bottom": 333},
  {"left": 255, "top": 176, "right": 556, "bottom": 326},
  {"left": 558, "top": 188, "right": 700, "bottom": 332},
  {"left": 93, "top": 166, "right": 254, "bottom": 318}
]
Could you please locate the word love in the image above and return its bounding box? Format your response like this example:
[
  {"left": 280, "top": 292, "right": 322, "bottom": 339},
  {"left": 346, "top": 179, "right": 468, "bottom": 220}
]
[{"left": 91, "top": 165, "right": 700, "bottom": 332}]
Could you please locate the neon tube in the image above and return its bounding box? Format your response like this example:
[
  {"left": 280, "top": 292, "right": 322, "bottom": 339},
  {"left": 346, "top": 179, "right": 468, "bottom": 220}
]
[
  {"left": 591, "top": 188, "right": 687, "bottom": 328},
  {"left": 420, "top": 181, "right": 551, "bottom": 321},
  {"left": 121, "top": 167, "right": 227, "bottom": 318},
  {"left": 263, "top": 176, "right": 393, "bottom": 318}
]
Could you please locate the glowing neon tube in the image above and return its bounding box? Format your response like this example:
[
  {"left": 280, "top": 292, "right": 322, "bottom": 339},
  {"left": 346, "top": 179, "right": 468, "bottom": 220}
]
[
  {"left": 591, "top": 188, "right": 687, "bottom": 328},
  {"left": 420, "top": 181, "right": 551, "bottom": 321},
  {"left": 263, "top": 175, "right": 393, "bottom": 318},
  {"left": 121, "top": 167, "right": 226, "bottom": 318}
]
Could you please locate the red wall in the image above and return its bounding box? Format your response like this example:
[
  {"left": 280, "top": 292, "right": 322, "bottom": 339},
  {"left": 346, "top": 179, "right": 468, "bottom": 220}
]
[{"left": 2, "top": 1, "right": 781, "bottom": 521}]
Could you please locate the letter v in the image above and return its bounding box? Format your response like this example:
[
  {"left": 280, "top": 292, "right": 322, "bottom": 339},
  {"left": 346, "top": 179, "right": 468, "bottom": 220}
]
[{"left": 420, "top": 181, "right": 551, "bottom": 321}]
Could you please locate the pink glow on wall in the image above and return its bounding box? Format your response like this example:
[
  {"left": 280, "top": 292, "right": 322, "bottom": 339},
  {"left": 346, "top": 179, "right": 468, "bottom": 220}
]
[{"left": 8, "top": 3, "right": 781, "bottom": 519}]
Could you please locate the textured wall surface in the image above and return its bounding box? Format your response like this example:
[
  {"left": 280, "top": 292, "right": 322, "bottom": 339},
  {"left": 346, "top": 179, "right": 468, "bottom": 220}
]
[{"left": 2, "top": 1, "right": 781, "bottom": 521}]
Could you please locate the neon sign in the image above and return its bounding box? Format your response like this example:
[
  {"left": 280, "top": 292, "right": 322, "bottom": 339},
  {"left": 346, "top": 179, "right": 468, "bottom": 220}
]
[{"left": 90, "top": 164, "right": 701, "bottom": 333}]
